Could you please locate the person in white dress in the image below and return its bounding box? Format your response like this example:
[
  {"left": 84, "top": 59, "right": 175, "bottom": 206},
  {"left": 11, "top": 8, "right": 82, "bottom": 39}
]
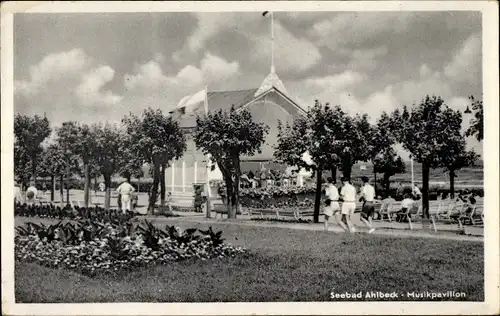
[
  {"left": 116, "top": 180, "right": 135, "bottom": 213},
  {"left": 324, "top": 177, "right": 348, "bottom": 232},
  {"left": 26, "top": 181, "right": 38, "bottom": 205},
  {"left": 340, "top": 177, "right": 357, "bottom": 233}
]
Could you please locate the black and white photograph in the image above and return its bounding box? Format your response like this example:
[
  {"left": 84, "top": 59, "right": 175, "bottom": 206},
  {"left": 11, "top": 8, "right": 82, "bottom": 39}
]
[{"left": 1, "top": 1, "right": 499, "bottom": 315}]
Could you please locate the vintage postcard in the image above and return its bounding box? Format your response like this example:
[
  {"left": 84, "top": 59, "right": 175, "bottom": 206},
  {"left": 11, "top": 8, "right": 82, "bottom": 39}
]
[{"left": 1, "top": 1, "right": 499, "bottom": 315}]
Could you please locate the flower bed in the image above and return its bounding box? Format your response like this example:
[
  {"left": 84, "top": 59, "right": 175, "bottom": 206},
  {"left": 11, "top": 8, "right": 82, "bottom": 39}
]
[
  {"left": 15, "top": 219, "right": 246, "bottom": 276},
  {"left": 14, "top": 202, "right": 137, "bottom": 223}
]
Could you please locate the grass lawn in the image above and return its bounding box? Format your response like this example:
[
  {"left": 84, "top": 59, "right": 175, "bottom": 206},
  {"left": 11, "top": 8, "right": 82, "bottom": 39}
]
[{"left": 15, "top": 220, "right": 484, "bottom": 303}]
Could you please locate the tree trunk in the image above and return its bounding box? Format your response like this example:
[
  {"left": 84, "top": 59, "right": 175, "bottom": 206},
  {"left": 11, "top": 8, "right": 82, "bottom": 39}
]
[
  {"left": 342, "top": 160, "right": 352, "bottom": 181},
  {"left": 83, "top": 163, "right": 90, "bottom": 208},
  {"left": 383, "top": 173, "right": 391, "bottom": 198},
  {"left": 148, "top": 163, "right": 160, "bottom": 214},
  {"left": 313, "top": 168, "right": 322, "bottom": 223},
  {"left": 330, "top": 167, "right": 337, "bottom": 183},
  {"left": 232, "top": 157, "right": 241, "bottom": 216},
  {"left": 59, "top": 175, "right": 64, "bottom": 206},
  {"left": 104, "top": 174, "right": 112, "bottom": 210},
  {"left": 160, "top": 164, "right": 166, "bottom": 207},
  {"left": 31, "top": 156, "right": 37, "bottom": 184},
  {"left": 50, "top": 175, "right": 55, "bottom": 201},
  {"left": 225, "top": 177, "right": 234, "bottom": 218},
  {"left": 422, "top": 163, "right": 430, "bottom": 218},
  {"left": 449, "top": 169, "right": 456, "bottom": 199},
  {"left": 66, "top": 185, "right": 70, "bottom": 204}
]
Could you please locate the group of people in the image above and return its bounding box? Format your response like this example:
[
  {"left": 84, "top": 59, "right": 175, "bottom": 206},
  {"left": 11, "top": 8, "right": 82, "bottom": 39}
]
[
  {"left": 322, "top": 176, "right": 427, "bottom": 232},
  {"left": 240, "top": 165, "right": 303, "bottom": 189},
  {"left": 323, "top": 176, "right": 377, "bottom": 234}
]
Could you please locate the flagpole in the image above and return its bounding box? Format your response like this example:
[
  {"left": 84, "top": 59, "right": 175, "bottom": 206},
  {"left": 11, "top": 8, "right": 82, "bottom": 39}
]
[
  {"left": 271, "top": 11, "right": 275, "bottom": 73},
  {"left": 204, "top": 84, "right": 212, "bottom": 218}
]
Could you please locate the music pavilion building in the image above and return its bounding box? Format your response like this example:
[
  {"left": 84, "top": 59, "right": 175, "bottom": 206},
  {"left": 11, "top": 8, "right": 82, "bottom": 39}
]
[{"left": 164, "top": 66, "right": 311, "bottom": 204}]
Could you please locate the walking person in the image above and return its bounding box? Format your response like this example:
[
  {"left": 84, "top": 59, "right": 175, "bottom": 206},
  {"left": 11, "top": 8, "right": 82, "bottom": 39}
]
[
  {"left": 324, "top": 177, "right": 348, "bottom": 232},
  {"left": 340, "top": 177, "right": 357, "bottom": 233},
  {"left": 26, "top": 180, "right": 38, "bottom": 205},
  {"left": 359, "top": 176, "right": 376, "bottom": 234},
  {"left": 116, "top": 179, "right": 135, "bottom": 214}
]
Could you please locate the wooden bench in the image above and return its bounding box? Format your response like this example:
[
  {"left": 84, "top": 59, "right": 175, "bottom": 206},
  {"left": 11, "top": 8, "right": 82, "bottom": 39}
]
[{"left": 213, "top": 203, "right": 244, "bottom": 218}]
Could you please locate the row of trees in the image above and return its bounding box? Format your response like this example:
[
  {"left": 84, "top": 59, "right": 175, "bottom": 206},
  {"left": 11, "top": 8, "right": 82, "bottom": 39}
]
[
  {"left": 275, "top": 95, "right": 482, "bottom": 222},
  {"left": 14, "top": 109, "right": 187, "bottom": 212},
  {"left": 15, "top": 94, "right": 483, "bottom": 221}
]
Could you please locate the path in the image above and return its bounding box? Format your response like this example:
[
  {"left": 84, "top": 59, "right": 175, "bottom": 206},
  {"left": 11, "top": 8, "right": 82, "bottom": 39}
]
[{"left": 141, "top": 213, "right": 483, "bottom": 242}]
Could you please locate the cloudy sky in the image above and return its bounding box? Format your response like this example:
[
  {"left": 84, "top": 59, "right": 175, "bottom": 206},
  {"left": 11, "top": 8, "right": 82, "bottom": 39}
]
[{"left": 14, "top": 11, "right": 482, "bottom": 157}]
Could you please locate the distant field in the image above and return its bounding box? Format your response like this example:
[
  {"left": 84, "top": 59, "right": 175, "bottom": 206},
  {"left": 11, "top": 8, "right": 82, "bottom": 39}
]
[{"left": 240, "top": 161, "right": 483, "bottom": 185}]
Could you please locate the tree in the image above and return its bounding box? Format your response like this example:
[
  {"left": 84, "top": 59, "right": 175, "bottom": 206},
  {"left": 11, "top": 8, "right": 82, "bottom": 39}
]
[
  {"left": 55, "top": 122, "right": 95, "bottom": 207},
  {"left": 14, "top": 114, "right": 51, "bottom": 185},
  {"left": 56, "top": 122, "right": 86, "bottom": 204},
  {"left": 370, "top": 112, "right": 402, "bottom": 195},
  {"left": 14, "top": 141, "right": 32, "bottom": 190},
  {"left": 275, "top": 101, "right": 345, "bottom": 223},
  {"left": 122, "top": 108, "right": 186, "bottom": 213},
  {"left": 39, "top": 144, "right": 67, "bottom": 202},
  {"left": 373, "top": 148, "right": 406, "bottom": 197},
  {"left": 92, "top": 123, "right": 124, "bottom": 210},
  {"left": 395, "top": 95, "right": 463, "bottom": 218},
  {"left": 194, "top": 106, "right": 268, "bottom": 219},
  {"left": 465, "top": 95, "right": 483, "bottom": 142},
  {"left": 337, "top": 113, "right": 373, "bottom": 181},
  {"left": 439, "top": 136, "right": 479, "bottom": 198}
]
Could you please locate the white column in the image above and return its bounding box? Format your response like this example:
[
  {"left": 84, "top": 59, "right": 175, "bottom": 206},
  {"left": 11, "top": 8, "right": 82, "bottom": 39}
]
[
  {"left": 171, "top": 163, "right": 175, "bottom": 192},
  {"left": 182, "top": 160, "right": 186, "bottom": 192},
  {"left": 194, "top": 161, "right": 198, "bottom": 184}
]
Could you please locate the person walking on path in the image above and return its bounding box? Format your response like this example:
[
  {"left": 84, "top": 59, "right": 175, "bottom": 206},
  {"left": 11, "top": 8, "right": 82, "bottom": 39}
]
[
  {"left": 359, "top": 176, "right": 376, "bottom": 234},
  {"left": 324, "top": 177, "right": 348, "bottom": 232},
  {"left": 340, "top": 177, "right": 357, "bottom": 233},
  {"left": 26, "top": 180, "right": 38, "bottom": 205},
  {"left": 116, "top": 179, "right": 135, "bottom": 213}
]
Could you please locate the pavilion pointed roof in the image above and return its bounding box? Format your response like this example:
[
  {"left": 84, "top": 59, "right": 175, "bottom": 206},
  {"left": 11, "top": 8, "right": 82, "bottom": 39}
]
[{"left": 254, "top": 68, "right": 288, "bottom": 97}]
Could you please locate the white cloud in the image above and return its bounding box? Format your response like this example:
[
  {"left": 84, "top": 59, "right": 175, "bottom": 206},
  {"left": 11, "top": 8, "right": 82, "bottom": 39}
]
[
  {"left": 187, "top": 13, "right": 255, "bottom": 52},
  {"left": 200, "top": 53, "right": 240, "bottom": 81},
  {"left": 122, "top": 52, "right": 241, "bottom": 113},
  {"left": 15, "top": 48, "right": 121, "bottom": 108},
  {"left": 250, "top": 21, "right": 321, "bottom": 71},
  {"left": 184, "top": 14, "right": 321, "bottom": 72},
  {"left": 303, "top": 70, "right": 366, "bottom": 92},
  {"left": 15, "top": 48, "right": 90, "bottom": 96},
  {"left": 124, "top": 52, "right": 240, "bottom": 91},
  {"left": 76, "top": 66, "right": 122, "bottom": 106},
  {"left": 444, "top": 33, "right": 481, "bottom": 83},
  {"left": 310, "top": 12, "right": 411, "bottom": 50}
]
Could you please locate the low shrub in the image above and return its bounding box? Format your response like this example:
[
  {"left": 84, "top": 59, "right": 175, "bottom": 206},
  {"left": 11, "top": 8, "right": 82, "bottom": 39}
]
[
  {"left": 15, "top": 219, "right": 246, "bottom": 276},
  {"left": 251, "top": 217, "right": 312, "bottom": 224}
]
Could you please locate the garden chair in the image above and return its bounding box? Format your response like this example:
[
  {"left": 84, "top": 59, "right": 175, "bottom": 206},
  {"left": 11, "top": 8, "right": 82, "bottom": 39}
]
[
  {"left": 407, "top": 204, "right": 423, "bottom": 230},
  {"left": 458, "top": 204, "right": 483, "bottom": 228},
  {"left": 435, "top": 200, "right": 457, "bottom": 221},
  {"left": 376, "top": 202, "right": 393, "bottom": 222}
]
